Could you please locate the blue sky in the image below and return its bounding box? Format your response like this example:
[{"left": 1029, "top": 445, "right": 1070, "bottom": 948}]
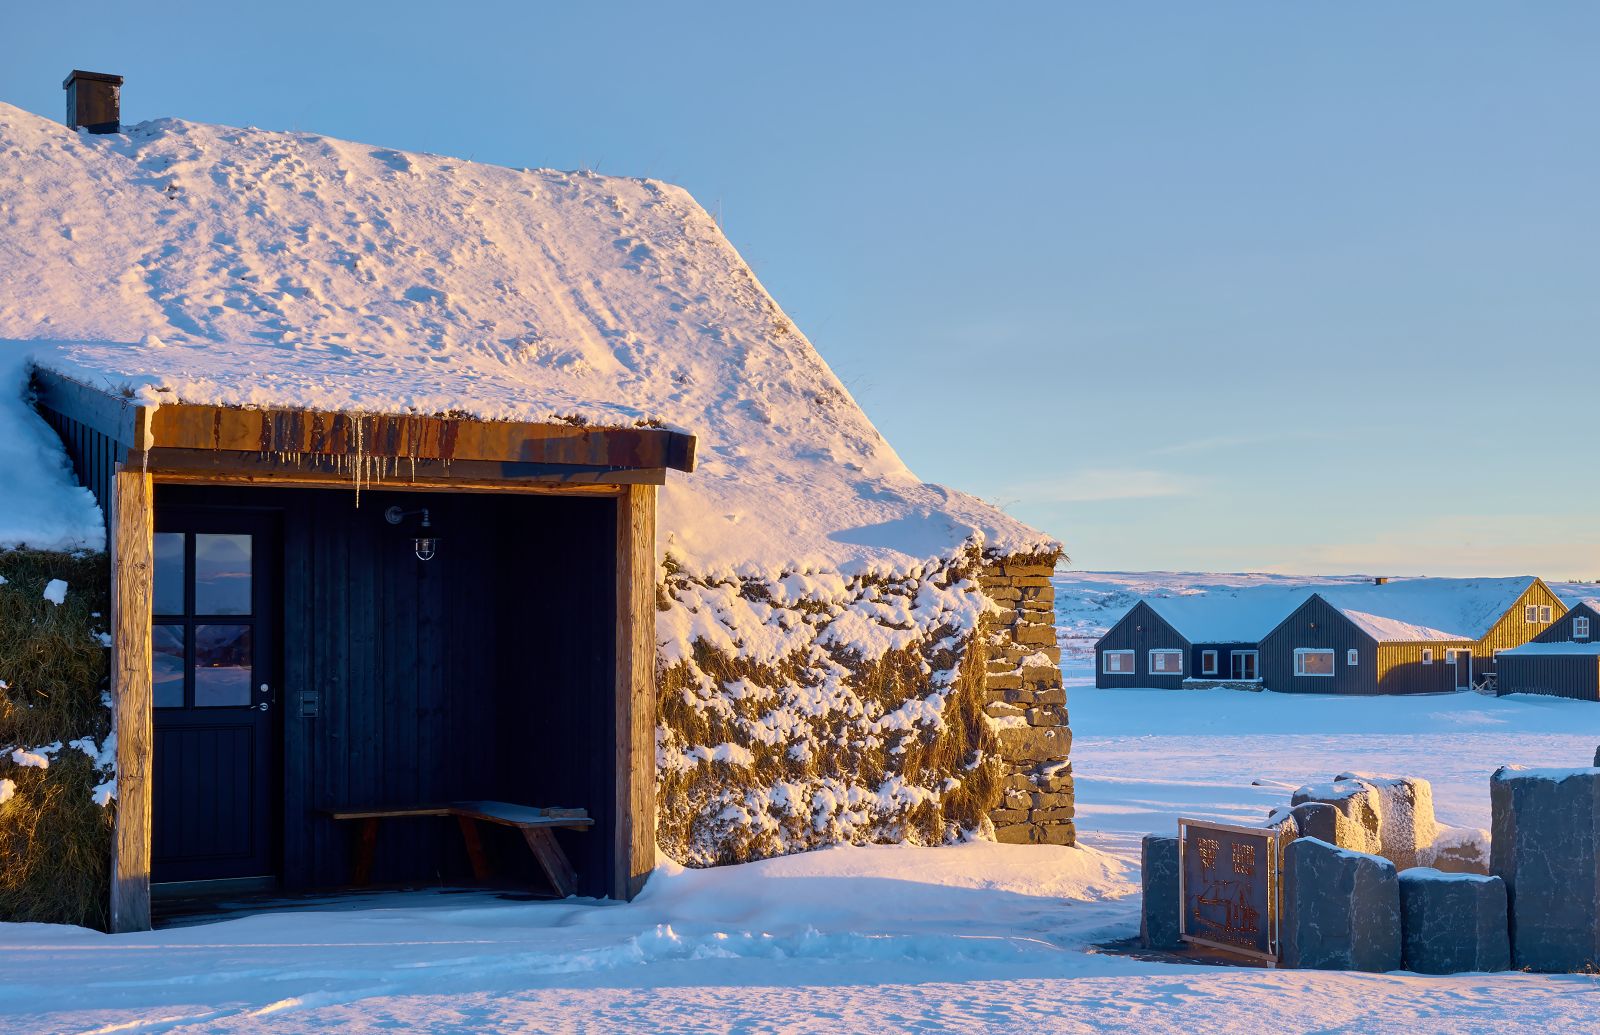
[{"left": 4, "top": 4, "right": 1596, "bottom": 576}]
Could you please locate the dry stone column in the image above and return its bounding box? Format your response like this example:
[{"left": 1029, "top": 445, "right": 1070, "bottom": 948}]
[{"left": 980, "top": 552, "right": 1075, "bottom": 847}]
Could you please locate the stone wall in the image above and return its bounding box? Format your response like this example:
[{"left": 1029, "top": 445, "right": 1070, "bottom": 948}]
[{"left": 980, "top": 552, "right": 1075, "bottom": 847}]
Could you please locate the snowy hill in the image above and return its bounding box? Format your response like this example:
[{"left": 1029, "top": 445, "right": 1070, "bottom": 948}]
[{"left": 0, "top": 103, "right": 1048, "bottom": 572}]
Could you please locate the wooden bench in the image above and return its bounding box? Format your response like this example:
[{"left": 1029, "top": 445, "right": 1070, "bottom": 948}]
[{"left": 325, "top": 801, "right": 594, "bottom": 898}]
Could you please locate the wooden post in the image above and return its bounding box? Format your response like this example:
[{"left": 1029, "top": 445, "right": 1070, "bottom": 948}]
[
  {"left": 109, "top": 465, "right": 154, "bottom": 933},
  {"left": 613, "top": 483, "right": 657, "bottom": 901}
]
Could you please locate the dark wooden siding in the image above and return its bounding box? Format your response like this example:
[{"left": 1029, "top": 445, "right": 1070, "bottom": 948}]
[
  {"left": 1093, "top": 602, "right": 1189, "bottom": 689},
  {"left": 1375, "top": 640, "right": 1475, "bottom": 694},
  {"left": 1191, "top": 644, "right": 1260, "bottom": 680},
  {"left": 1475, "top": 581, "right": 1567, "bottom": 671},
  {"left": 35, "top": 407, "right": 123, "bottom": 531},
  {"left": 1534, "top": 602, "right": 1600, "bottom": 645},
  {"left": 1497, "top": 654, "right": 1600, "bottom": 702},
  {"left": 156, "top": 484, "right": 619, "bottom": 897},
  {"left": 1260, "top": 596, "right": 1379, "bottom": 694}
]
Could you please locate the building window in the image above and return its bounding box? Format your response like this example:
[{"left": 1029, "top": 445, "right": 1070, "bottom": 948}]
[
  {"left": 1539, "top": 605, "right": 1553, "bottom": 623},
  {"left": 1294, "top": 649, "right": 1335, "bottom": 676},
  {"left": 1422, "top": 648, "right": 1434, "bottom": 665},
  {"left": 1577, "top": 616, "right": 1591, "bottom": 640},
  {"left": 1150, "top": 649, "right": 1184, "bottom": 675},
  {"left": 1201, "top": 650, "right": 1219, "bottom": 675},
  {"left": 1525, "top": 605, "right": 1538, "bottom": 623},
  {"left": 1347, "top": 648, "right": 1359, "bottom": 666},
  {"left": 1103, "top": 650, "right": 1134, "bottom": 674},
  {"left": 1231, "top": 651, "right": 1259, "bottom": 680}
]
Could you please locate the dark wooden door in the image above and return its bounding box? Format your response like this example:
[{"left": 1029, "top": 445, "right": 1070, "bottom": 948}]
[
  {"left": 1452, "top": 648, "right": 1472, "bottom": 691},
  {"left": 151, "top": 511, "right": 279, "bottom": 884}
]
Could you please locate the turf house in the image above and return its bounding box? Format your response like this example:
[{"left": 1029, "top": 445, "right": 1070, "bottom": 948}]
[{"left": 0, "top": 88, "right": 1071, "bottom": 932}]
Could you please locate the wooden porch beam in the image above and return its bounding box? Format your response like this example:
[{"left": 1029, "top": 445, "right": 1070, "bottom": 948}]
[
  {"left": 109, "top": 465, "right": 154, "bottom": 933},
  {"left": 613, "top": 483, "right": 657, "bottom": 901}
]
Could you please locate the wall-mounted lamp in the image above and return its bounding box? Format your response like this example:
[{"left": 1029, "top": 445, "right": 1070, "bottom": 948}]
[{"left": 385, "top": 505, "right": 439, "bottom": 561}]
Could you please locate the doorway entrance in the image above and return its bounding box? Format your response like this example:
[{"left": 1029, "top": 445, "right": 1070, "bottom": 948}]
[
  {"left": 1448, "top": 648, "right": 1472, "bottom": 691},
  {"left": 151, "top": 509, "right": 280, "bottom": 885}
]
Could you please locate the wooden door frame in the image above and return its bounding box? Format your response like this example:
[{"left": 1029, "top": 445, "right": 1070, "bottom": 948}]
[{"left": 109, "top": 470, "right": 659, "bottom": 932}]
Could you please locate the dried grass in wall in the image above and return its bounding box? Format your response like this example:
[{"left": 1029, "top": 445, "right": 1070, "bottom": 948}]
[{"left": 0, "top": 549, "right": 112, "bottom": 929}]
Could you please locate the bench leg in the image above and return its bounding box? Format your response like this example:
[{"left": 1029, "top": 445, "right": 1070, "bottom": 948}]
[
  {"left": 352, "top": 818, "right": 380, "bottom": 887},
  {"left": 521, "top": 826, "right": 578, "bottom": 899},
  {"left": 455, "top": 815, "right": 493, "bottom": 882}
]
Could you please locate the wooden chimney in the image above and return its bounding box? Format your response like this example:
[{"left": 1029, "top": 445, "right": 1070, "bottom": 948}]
[{"left": 63, "top": 70, "right": 123, "bottom": 134}]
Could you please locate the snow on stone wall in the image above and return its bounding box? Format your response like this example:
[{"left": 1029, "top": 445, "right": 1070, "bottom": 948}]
[{"left": 655, "top": 543, "right": 1007, "bottom": 865}]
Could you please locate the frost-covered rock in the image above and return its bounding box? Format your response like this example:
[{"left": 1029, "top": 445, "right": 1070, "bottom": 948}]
[
  {"left": 1292, "top": 774, "right": 1441, "bottom": 871},
  {"left": 1140, "top": 834, "right": 1181, "bottom": 951},
  {"left": 1490, "top": 766, "right": 1600, "bottom": 972},
  {"left": 1398, "top": 868, "right": 1509, "bottom": 974},
  {"left": 1333, "top": 773, "right": 1439, "bottom": 871},
  {"left": 1418, "top": 825, "right": 1490, "bottom": 876},
  {"left": 1291, "top": 781, "right": 1383, "bottom": 855},
  {"left": 1281, "top": 837, "right": 1401, "bottom": 972}
]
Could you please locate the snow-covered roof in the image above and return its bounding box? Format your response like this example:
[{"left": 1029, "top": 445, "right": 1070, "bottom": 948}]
[
  {"left": 1140, "top": 586, "right": 1321, "bottom": 643},
  {"left": 1500, "top": 641, "right": 1600, "bottom": 657},
  {"left": 1314, "top": 577, "right": 1539, "bottom": 642},
  {"left": 0, "top": 103, "right": 1052, "bottom": 572},
  {"left": 0, "top": 349, "right": 103, "bottom": 551}
]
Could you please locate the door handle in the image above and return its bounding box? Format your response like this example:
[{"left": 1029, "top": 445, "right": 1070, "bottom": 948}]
[{"left": 257, "top": 701, "right": 270, "bottom": 712}]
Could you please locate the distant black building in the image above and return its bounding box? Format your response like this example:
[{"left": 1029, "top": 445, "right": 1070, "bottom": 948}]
[{"left": 1498, "top": 597, "right": 1600, "bottom": 700}]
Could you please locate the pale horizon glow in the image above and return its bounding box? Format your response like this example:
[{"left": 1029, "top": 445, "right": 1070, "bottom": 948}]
[{"left": 2, "top": 3, "right": 1595, "bottom": 577}]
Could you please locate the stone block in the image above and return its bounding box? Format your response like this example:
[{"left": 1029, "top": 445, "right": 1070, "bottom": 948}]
[
  {"left": 1032, "top": 806, "right": 1076, "bottom": 823},
  {"left": 1287, "top": 802, "right": 1341, "bottom": 846},
  {"left": 1398, "top": 868, "right": 1509, "bottom": 974},
  {"left": 1015, "top": 625, "right": 1055, "bottom": 646},
  {"left": 1292, "top": 781, "right": 1383, "bottom": 855},
  {"left": 1038, "top": 822, "right": 1075, "bottom": 846},
  {"left": 1025, "top": 706, "right": 1066, "bottom": 726},
  {"left": 985, "top": 701, "right": 1024, "bottom": 719},
  {"left": 1334, "top": 773, "right": 1439, "bottom": 871},
  {"left": 1281, "top": 837, "right": 1402, "bottom": 972},
  {"left": 1140, "top": 834, "right": 1182, "bottom": 950},
  {"left": 1490, "top": 766, "right": 1600, "bottom": 972},
  {"left": 985, "top": 673, "right": 1023, "bottom": 691},
  {"left": 989, "top": 808, "right": 1028, "bottom": 825},
  {"left": 1034, "top": 686, "right": 1066, "bottom": 705},
  {"left": 1418, "top": 826, "right": 1490, "bottom": 875},
  {"left": 995, "top": 724, "right": 1071, "bottom": 762},
  {"left": 993, "top": 823, "right": 1033, "bottom": 845}
]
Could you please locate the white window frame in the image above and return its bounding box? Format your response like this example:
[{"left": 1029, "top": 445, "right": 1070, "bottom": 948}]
[
  {"left": 1347, "top": 648, "right": 1359, "bottom": 666},
  {"left": 1539, "top": 605, "right": 1553, "bottom": 623},
  {"left": 1293, "top": 648, "right": 1336, "bottom": 677},
  {"left": 1525, "top": 605, "right": 1538, "bottom": 623},
  {"left": 1422, "top": 648, "right": 1434, "bottom": 665},
  {"left": 1149, "top": 649, "right": 1184, "bottom": 675},
  {"left": 1102, "top": 649, "right": 1135, "bottom": 675},
  {"left": 1201, "top": 649, "right": 1219, "bottom": 675},
  {"left": 1577, "top": 615, "right": 1591, "bottom": 640},
  {"left": 1231, "top": 650, "right": 1259, "bottom": 680}
]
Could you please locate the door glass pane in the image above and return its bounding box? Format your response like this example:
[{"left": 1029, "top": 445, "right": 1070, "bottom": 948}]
[
  {"left": 153, "top": 625, "right": 186, "bottom": 707},
  {"left": 195, "top": 624, "right": 252, "bottom": 706},
  {"left": 153, "top": 533, "right": 186, "bottom": 615},
  {"left": 195, "top": 534, "right": 252, "bottom": 615}
]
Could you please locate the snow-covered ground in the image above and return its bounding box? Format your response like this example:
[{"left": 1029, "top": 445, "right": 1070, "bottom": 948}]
[{"left": 5, "top": 648, "right": 1600, "bottom": 1032}]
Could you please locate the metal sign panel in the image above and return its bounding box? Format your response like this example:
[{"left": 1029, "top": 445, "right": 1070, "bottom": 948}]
[{"left": 1177, "top": 819, "right": 1280, "bottom": 963}]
